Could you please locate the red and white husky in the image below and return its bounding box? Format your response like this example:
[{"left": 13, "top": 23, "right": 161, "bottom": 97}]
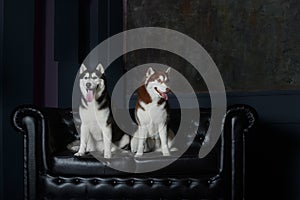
[{"left": 131, "top": 67, "right": 174, "bottom": 156}]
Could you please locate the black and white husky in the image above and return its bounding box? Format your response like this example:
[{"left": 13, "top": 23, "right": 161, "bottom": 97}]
[
  {"left": 75, "top": 63, "right": 113, "bottom": 158},
  {"left": 131, "top": 67, "right": 174, "bottom": 157}
]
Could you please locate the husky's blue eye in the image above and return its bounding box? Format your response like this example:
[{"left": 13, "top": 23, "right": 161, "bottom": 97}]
[
  {"left": 84, "top": 77, "right": 88, "bottom": 79},
  {"left": 92, "top": 77, "right": 97, "bottom": 80}
]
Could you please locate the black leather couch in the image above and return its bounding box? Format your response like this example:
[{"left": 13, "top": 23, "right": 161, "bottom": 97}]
[{"left": 12, "top": 104, "right": 257, "bottom": 200}]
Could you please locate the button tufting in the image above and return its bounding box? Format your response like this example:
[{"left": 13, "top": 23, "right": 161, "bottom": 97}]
[
  {"left": 55, "top": 178, "right": 63, "bottom": 185},
  {"left": 73, "top": 178, "right": 80, "bottom": 184},
  {"left": 186, "top": 180, "right": 192, "bottom": 186},
  {"left": 92, "top": 179, "right": 99, "bottom": 185},
  {"left": 112, "top": 180, "right": 117, "bottom": 186},
  {"left": 129, "top": 179, "right": 135, "bottom": 186},
  {"left": 148, "top": 180, "right": 154, "bottom": 186}
]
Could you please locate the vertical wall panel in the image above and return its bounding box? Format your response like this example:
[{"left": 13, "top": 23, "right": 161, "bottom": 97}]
[
  {"left": 3, "top": 0, "right": 35, "bottom": 199},
  {"left": 55, "top": 0, "right": 79, "bottom": 107},
  {"left": 78, "top": 0, "right": 90, "bottom": 63},
  {"left": 0, "top": 0, "right": 3, "bottom": 198},
  {"left": 54, "top": 0, "right": 79, "bottom": 62},
  {"left": 99, "top": 0, "right": 124, "bottom": 95},
  {"left": 45, "top": 0, "right": 58, "bottom": 107},
  {"left": 33, "top": 0, "right": 46, "bottom": 106},
  {"left": 89, "top": 0, "right": 100, "bottom": 50}
]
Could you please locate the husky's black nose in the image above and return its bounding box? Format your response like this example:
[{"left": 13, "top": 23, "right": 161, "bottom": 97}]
[{"left": 86, "top": 83, "right": 91, "bottom": 88}]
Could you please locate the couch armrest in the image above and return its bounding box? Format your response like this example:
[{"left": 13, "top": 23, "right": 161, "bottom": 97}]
[
  {"left": 221, "top": 104, "right": 258, "bottom": 200},
  {"left": 12, "top": 105, "right": 76, "bottom": 170},
  {"left": 12, "top": 105, "right": 44, "bottom": 200},
  {"left": 12, "top": 105, "right": 77, "bottom": 199}
]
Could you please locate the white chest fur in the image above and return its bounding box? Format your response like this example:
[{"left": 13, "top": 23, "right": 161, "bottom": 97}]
[
  {"left": 137, "top": 101, "right": 167, "bottom": 138},
  {"left": 79, "top": 100, "right": 110, "bottom": 125},
  {"left": 76, "top": 98, "right": 112, "bottom": 158}
]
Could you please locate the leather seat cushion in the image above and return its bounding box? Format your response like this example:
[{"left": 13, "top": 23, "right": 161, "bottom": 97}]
[
  {"left": 50, "top": 148, "right": 220, "bottom": 176},
  {"left": 50, "top": 150, "right": 135, "bottom": 176}
]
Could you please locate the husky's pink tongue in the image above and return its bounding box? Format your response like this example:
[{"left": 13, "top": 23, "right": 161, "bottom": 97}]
[
  {"left": 162, "top": 93, "right": 168, "bottom": 101},
  {"left": 86, "top": 90, "right": 94, "bottom": 102}
]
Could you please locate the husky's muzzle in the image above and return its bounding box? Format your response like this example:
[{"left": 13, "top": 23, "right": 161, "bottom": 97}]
[
  {"left": 85, "top": 82, "right": 96, "bottom": 102},
  {"left": 154, "top": 87, "right": 170, "bottom": 100}
]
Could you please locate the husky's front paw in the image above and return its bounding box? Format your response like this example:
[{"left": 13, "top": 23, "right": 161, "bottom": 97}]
[
  {"left": 74, "top": 151, "right": 84, "bottom": 157},
  {"left": 162, "top": 151, "right": 170, "bottom": 156},
  {"left": 131, "top": 147, "right": 137, "bottom": 153},
  {"left": 104, "top": 152, "right": 111, "bottom": 159},
  {"left": 135, "top": 152, "right": 143, "bottom": 157},
  {"left": 162, "top": 148, "right": 170, "bottom": 156}
]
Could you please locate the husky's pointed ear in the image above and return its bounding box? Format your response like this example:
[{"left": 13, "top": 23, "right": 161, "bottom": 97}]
[
  {"left": 146, "top": 67, "right": 155, "bottom": 78},
  {"left": 79, "top": 64, "right": 87, "bottom": 74},
  {"left": 165, "top": 67, "right": 171, "bottom": 74},
  {"left": 96, "top": 63, "right": 105, "bottom": 74}
]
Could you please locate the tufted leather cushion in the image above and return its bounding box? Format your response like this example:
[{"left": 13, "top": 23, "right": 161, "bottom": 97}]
[
  {"left": 50, "top": 148, "right": 220, "bottom": 176},
  {"left": 39, "top": 174, "right": 222, "bottom": 199},
  {"left": 50, "top": 150, "right": 135, "bottom": 176}
]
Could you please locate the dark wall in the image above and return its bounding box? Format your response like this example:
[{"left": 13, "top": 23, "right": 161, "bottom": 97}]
[
  {"left": 55, "top": 0, "right": 80, "bottom": 107},
  {"left": 2, "top": 0, "right": 35, "bottom": 199},
  {"left": 0, "top": 0, "right": 123, "bottom": 199},
  {"left": 126, "top": 0, "right": 300, "bottom": 91},
  {"left": 0, "top": 0, "right": 3, "bottom": 198}
]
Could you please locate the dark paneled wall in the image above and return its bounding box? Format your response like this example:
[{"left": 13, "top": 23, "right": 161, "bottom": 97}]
[
  {"left": 1, "top": 5, "right": 125, "bottom": 199},
  {"left": 126, "top": 0, "right": 300, "bottom": 91},
  {"left": 0, "top": 0, "right": 3, "bottom": 198},
  {"left": 2, "top": 0, "right": 35, "bottom": 199},
  {"left": 55, "top": 0, "right": 80, "bottom": 107}
]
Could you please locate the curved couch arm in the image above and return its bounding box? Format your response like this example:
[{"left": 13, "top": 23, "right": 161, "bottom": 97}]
[
  {"left": 12, "top": 105, "right": 44, "bottom": 133},
  {"left": 12, "top": 105, "right": 48, "bottom": 170},
  {"left": 12, "top": 105, "right": 45, "bottom": 200},
  {"left": 11, "top": 105, "right": 77, "bottom": 199},
  {"left": 225, "top": 104, "right": 257, "bottom": 132},
  {"left": 221, "top": 104, "right": 258, "bottom": 200},
  {"left": 12, "top": 105, "right": 77, "bottom": 168}
]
